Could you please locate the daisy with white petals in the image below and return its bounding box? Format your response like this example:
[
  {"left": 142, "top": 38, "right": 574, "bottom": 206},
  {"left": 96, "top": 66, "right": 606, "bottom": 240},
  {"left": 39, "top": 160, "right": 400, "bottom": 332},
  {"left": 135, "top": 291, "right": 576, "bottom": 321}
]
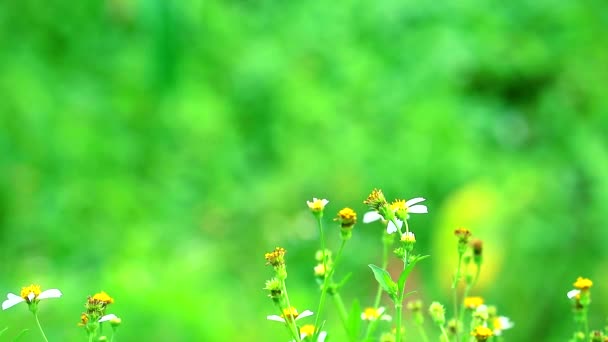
[
  {"left": 492, "top": 316, "right": 514, "bottom": 336},
  {"left": 361, "top": 307, "right": 392, "bottom": 321},
  {"left": 291, "top": 324, "right": 327, "bottom": 342},
  {"left": 267, "top": 307, "right": 314, "bottom": 323},
  {"left": 2, "top": 284, "right": 62, "bottom": 311},
  {"left": 363, "top": 197, "right": 428, "bottom": 234}
]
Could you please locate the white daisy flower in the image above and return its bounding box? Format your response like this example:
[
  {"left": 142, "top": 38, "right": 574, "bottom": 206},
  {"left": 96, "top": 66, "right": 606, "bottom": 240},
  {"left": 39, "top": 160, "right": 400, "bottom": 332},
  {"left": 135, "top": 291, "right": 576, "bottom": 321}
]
[
  {"left": 363, "top": 197, "right": 428, "bottom": 234},
  {"left": 291, "top": 324, "right": 327, "bottom": 342},
  {"left": 307, "top": 198, "right": 329, "bottom": 212},
  {"left": 360, "top": 307, "right": 392, "bottom": 321},
  {"left": 492, "top": 316, "right": 514, "bottom": 336},
  {"left": 2, "top": 284, "right": 62, "bottom": 310},
  {"left": 267, "top": 307, "right": 314, "bottom": 323}
]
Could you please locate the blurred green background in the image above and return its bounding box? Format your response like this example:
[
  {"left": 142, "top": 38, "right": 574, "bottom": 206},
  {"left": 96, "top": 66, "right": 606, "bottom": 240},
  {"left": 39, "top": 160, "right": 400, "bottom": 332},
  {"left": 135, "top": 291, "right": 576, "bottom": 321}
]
[{"left": 1, "top": 0, "right": 608, "bottom": 341}]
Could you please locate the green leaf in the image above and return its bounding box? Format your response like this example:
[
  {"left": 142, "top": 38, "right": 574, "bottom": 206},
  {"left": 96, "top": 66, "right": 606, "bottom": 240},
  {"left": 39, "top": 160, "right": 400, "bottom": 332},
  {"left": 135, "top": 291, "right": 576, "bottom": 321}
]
[
  {"left": 12, "top": 329, "right": 28, "bottom": 342},
  {"left": 368, "top": 264, "right": 397, "bottom": 297},
  {"left": 347, "top": 299, "right": 362, "bottom": 341},
  {"left": 398, "top": 255, "right": 430, "bottom": 291}
]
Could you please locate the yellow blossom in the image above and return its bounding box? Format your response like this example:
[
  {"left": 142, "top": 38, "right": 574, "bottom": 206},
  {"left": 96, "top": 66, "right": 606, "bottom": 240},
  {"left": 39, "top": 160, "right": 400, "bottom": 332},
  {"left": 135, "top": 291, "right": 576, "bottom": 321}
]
[
  {"left": 464, "top": 296, "right": 484, "bottom": 309},
  {"left": 573, "top": 277, "right": 593, "bottom": 290}
]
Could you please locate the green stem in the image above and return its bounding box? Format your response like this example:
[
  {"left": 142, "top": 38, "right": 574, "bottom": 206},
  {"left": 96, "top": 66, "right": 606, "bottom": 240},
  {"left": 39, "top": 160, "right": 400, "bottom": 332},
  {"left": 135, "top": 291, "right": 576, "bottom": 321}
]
[
  {"left": 582, "top": 307, "right": 589, "bottom": 342},
  {"left": 416, "top": 322, "right": 429, "bottom": 342},
  {"left": 332, "top": 293, "right": 350, "bottom": 336},
  {"left": 395, "top": 303, "right": 403, "bottom": 342},
  {"left": 458, "top": 266, "right": 481, "bottom": 342},
  {"left": 282, "top": 281, "right": 302, "bottom": 342},
  {"left": 313, "top": 216, "right": 328, "bottom": 335},
  {"left": 439, "top": 325, "right": 450, "bottom": 342},
  {"left": 395, "top": 219, "right": 409, "bottom": 342},
  {"left": 33, "top": 313, "right": 49, "bottom": 342},
  {"left": 275, "top": 301, "right": 299, "bottom": 342},
  {"left": 452, "top": 251, "right": 464, "bottom": 342},
  {"left": 364, "top": 231, "right": 392, "bottom": 341}
]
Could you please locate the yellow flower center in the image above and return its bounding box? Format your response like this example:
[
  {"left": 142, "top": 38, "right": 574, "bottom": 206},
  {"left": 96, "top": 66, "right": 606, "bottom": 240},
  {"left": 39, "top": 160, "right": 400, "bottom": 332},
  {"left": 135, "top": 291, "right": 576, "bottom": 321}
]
[
  {"left": 362, "top": 307, "right": 381, "bottom": 320},
  {"left": 464, "top": 296, "right": 484, "bottom": 309},
  {"left": 265, "top": 247, "right": 287, "bottom": 267},
  {"left": 573, "top": 277, "right": 593, "bottom": 290},
  {"left": 314, "top": 264, "right": 326, "bottom": 277},
  {"left": 307, "top": 199, "right": 327, "bottom": 212},
  {"left": 390, "top": 200, "right": 407, "bottom": 212},
  {"left": 20, "top": 284, "right": 41, "bottom": 301},
  {"left": 92, "top": 291, "right": 114, "bottom": 304},
  {"left": 471, "top": 326, "right": 493, "bottom": 339},
  {"left": 282, "top": 307, "right": 299, "bottom": 321},
  {"left": 335, "top": 207, "right": 357, "bottom": 228},
  {"left": 300, "top": 324, "right": 316, "bottom": 337}
]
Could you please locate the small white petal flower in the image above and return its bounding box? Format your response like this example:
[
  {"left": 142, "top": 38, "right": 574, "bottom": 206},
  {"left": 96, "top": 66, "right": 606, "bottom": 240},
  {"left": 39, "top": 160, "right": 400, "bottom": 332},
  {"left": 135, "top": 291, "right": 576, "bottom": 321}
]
[
  {"left": 493, "top": 316, "right": 514, "bottom": 335},
  {"left": 567, "top": 289, "right": 580, "bottom": 299},
  {"left": 267, "top": 308, "right": 314, "bottom": 323},
  {"left": 361, "top": 307, "right": 392, "bottom": 321},
  {"left": 2, "top": 285, "right": 62, "bottom": 311},
  {"left": 293, "top": 324, "right": 327, "bottom": 342},
  {"left": 307, "top": 198, "right": 329, "bottom": 212},
  {"left": 364, "top": 196, "right": 428, "bottom": 234}
]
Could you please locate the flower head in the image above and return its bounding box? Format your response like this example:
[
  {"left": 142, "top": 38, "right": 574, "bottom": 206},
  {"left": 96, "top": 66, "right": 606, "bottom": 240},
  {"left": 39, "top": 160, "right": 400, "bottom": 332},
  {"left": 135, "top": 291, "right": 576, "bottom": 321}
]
[
  {"left": 471, "top": 326, "right": 493, "bottom": 341},
  {"left": 573, "top": 277, "right": 593, "bottom": 291},
  {"left": 363, "top": 189, "right": 388, "bottom": 212},
  {"left": 464, "top": 296, "right": 484, "bottom": 309},
  {"left": 92, "top": 291, "right": 114, "bottom": 305},
  {"left": 295, "top": 324, "right": 327, "bottom": 342},
  {"left": 264, "top": 278, "right": 283, "bottom": 301},
  {"left": 267, "top": 307, "right": 314, "bottom": 323},
  {"left": 401, "top": 232, "right": 416, "bottom": 243},
  {"left": 363, "top": 196, "right": 428, "bottom": 234},
  {"left": 307, "top": 198, "right": 329, "bottom": 214},
  {"left": 429, "top": 302, "right": 446, "bottom": 325},
  {"left": 335, "top": 208, "right": 357, "bottom": 229},
  {"left": 265, "top": 247, "right": 287, "bottom": 267},
  {"left": 2, "top": 285, "right": 62, "bottom": 311},
  {"left": 492, "top": 316, "right": 514, "bottom": 336},
  {"left": 454, "top": 228, "right": 472, "bottom": 243},
  {"left": 360, "top": 307, "right": 392, "bottom": 321}
]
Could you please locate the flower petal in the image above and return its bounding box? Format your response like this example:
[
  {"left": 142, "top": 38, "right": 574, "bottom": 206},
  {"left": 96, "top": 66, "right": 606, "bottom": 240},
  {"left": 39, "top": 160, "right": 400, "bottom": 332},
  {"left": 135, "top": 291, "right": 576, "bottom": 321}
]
[
  {"left": 321, "top": 199, "right": 329, "bottom": 206},
  {"left": 266, "top": 315, "right": 285, "bottom": 322},
  {"left": 408, "top": 204, "right": 428, "bottom": 214},
  {"left": 296, "top": 310, "right": 314, "bottom": 320},
  {"left": 99, "top": 314, "right": 118, "bottom": 323},
  {"left": 405, "top": 197, "right": 425, "bottom": 206},
  {"left": 363, "top": 211, "right": 382, "bottom": 223},
  {"left": 567, "top": 289, "right": 580, "bottom": 299},
  {"left": 381, "top": 314, "right": 392, "bottom": 321},
  {"left": 318, "top": 331, "right": 328, "bottom": 342},
  {"left": 2, "top": 294, "right": 25, "bottom": 310},
  {"left": 386, "top": 219, "right": 403, "bottom": 234},
  {"left": 377, "top": 307, "right": 385, "bottom": 315},
  {"left": 498, "top": 316, "right": 514, "bottom": 330},
  {"left": 38, "top": 289, "right": 62, "bottom": 300}
]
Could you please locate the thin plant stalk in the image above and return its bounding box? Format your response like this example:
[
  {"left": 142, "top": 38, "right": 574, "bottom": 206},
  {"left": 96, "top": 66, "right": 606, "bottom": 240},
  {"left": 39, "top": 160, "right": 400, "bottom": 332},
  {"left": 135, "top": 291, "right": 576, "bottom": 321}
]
[
  {"left": 33, "top": 313, "right": 49, "bottom": 342},
  {"left": 282, "top": 281, "right": 302, "bottom": 342},
  {"left": 315, "top": 239, "right": 348, "bottom": 341},
  {"left": 452, "top": 250, "right": 465, "bottom": 342},
  {"left": 394, "top": 219, "right": 409, "bottom": 342},
  {"left": 313, "top": 216, "right": 329, "bottom": 335}
]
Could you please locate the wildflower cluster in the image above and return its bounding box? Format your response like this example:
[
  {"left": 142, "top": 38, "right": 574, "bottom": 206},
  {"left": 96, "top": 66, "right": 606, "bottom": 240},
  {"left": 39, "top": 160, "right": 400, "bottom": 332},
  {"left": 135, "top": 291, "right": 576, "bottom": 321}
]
[
  {"left": 1, "top": 284, "right": 122, "bottom": 341},
  {"left": 263, "top": 189, "right": 514, "bottom": 342},
  {"left": 567, "top": 276, "right": 606, "bottom": 342}
]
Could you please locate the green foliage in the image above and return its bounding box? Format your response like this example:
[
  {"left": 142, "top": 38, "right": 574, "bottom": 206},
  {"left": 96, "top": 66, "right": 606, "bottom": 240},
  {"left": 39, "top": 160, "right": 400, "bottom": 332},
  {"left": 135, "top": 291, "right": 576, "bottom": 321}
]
[{"left": 1, "top": 0, "right": 608, "bottom": 340}]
